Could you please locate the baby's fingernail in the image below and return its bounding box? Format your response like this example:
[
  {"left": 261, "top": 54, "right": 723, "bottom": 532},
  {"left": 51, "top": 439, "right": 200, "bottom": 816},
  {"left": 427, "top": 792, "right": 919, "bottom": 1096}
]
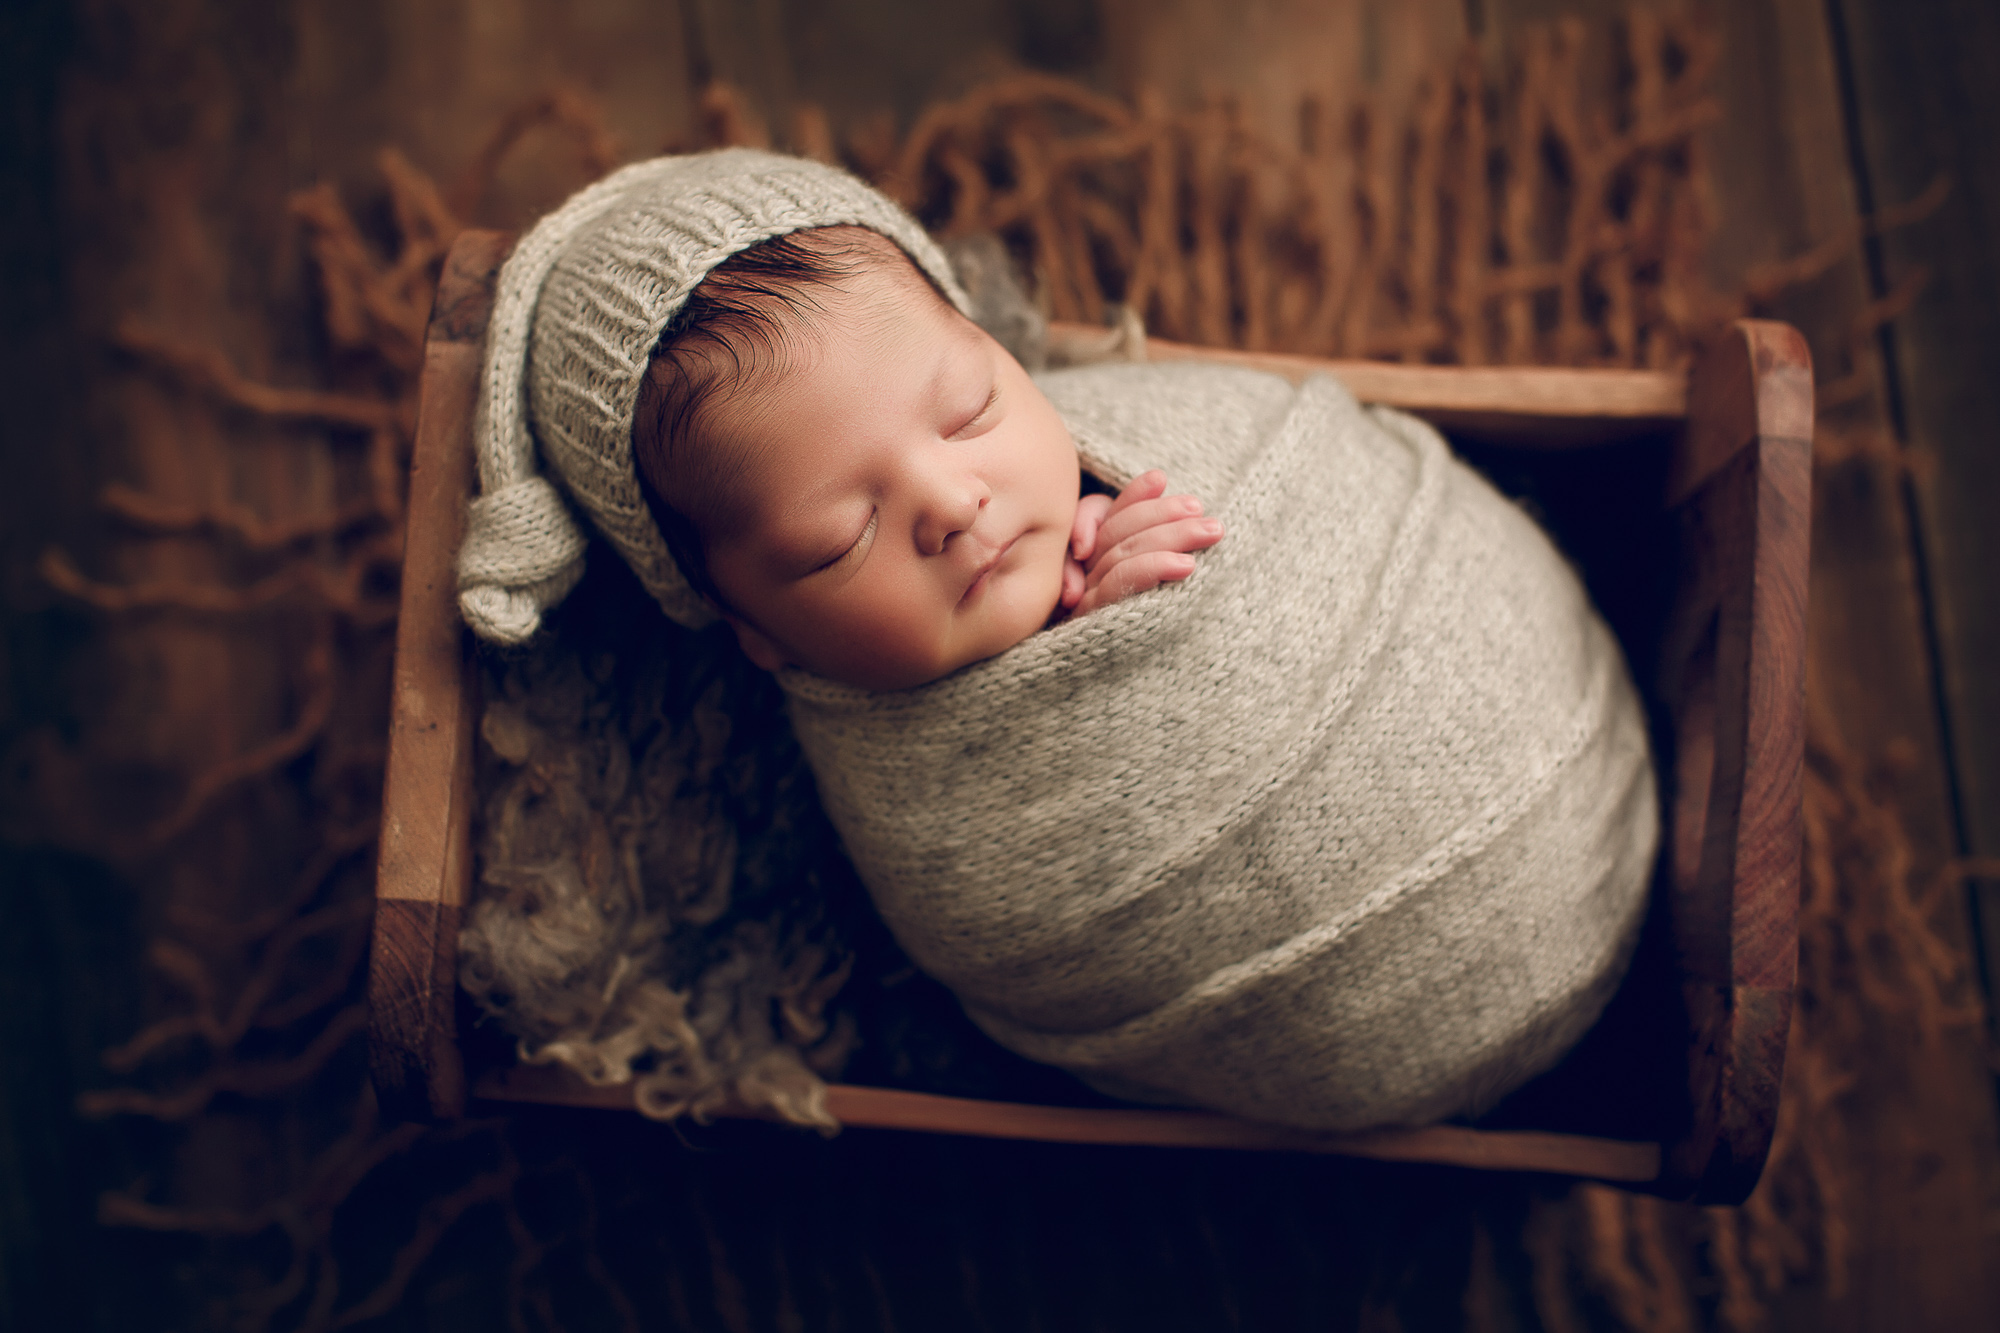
[{"left": 1200, "top": 518, "right": 1222, "bottom": 534}]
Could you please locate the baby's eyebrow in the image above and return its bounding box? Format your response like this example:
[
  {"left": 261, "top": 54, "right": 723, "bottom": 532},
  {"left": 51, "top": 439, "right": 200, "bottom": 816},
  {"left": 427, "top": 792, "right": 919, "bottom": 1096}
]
[
  {"left": 920, "top": 342, "right": 959, "bottom": 406},
  {"left": 923, "top": 329, "right": 991, "bottom": 413}
]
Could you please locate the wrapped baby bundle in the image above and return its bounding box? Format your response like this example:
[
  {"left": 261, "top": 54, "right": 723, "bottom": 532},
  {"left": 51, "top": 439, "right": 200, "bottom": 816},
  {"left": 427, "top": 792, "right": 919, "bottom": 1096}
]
[
  {"left": 781, "top": 363, "right": 1658, "bottom": 1131},
  {"left": 457, "top": 147, "right": 1657, "bottom": 1134}
]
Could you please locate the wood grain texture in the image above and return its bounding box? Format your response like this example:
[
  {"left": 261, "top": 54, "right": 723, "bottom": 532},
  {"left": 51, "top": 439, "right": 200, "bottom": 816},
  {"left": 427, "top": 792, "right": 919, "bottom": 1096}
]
[
  {"left": 1822, "top": 4, "right": 2000, "bottom": 1312},
  {"left": 367, "top": 230, "right": 510, "bottom": 1123},
  {"left": 1099, "top": 0, "right": 1468, "bottom": 152},
  {"left": 366, "top": 229, "right": 1804, "bottom": 1193},
  {"left": 367, "top": 899, "right": 468, "bottom": 1121},
  {"left": 1670, "top": 321, "right": 1816, "bottom": 505},
  {"left": 1136, "top": 331, "right": 1687, "bottom": 441},
  {"left": 1657, "top": 319, "right": 1811, "bottom": 1202},
  {"left": 288, "top": 0, "right": 701, "bottom": 233},
  {"left": 373, "top": 230, "right": 508, "bottom": 910},
  {"left": 1831, "top": 0, "right": 2000, "bottom": 1036},
  {"left": 1663, "top": 0, "right": 1999, "bottom": 1317}
]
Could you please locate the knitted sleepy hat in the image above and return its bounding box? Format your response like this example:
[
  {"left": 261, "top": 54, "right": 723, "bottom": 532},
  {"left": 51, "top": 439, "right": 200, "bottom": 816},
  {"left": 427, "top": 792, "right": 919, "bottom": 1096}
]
[{"left": 456, "top": 148, "right": 974, "bottom": 642}]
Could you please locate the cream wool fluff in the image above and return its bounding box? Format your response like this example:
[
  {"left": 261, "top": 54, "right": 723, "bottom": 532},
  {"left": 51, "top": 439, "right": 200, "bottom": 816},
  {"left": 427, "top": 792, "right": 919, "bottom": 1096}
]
[
  {"left": 779, "top": 362, "right": 1658, "bottom": 1131},
  {"left": 457, "top": 149, "right": 972, "bottom": 641}
]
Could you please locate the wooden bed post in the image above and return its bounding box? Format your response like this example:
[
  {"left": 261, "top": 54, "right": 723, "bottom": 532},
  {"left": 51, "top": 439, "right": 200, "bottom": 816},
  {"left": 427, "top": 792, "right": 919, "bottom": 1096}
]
[
  {"left": 1658, "top": 319, "right": 1812, "bottom": 1201},
  {"left": 366, "top": 231, "right": 513, "bottom": 1122}
]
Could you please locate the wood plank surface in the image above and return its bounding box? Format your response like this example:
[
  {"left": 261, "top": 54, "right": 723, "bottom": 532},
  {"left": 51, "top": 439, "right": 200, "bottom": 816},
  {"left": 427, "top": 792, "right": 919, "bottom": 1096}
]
[
  {"left": 1139, "top": 332, "right": 1687, "bottom": 437},
  {"left": 1099, "top": 0, "right": 1470, "bottom": 151},
  {"left": 1829, "top": 0, "right": 2000, "bottom": 1040},
  {"left": 372, "top": 233, "right": 499, "bottom": 911},
  {"left": 1817, "top": 2, "right": 2000, "bottom": 1322},
  {"left": 366, "top": 230, "right": 509, "bottom": 1122},
  {"left": 1658, "top": 321, "right": 1811, "bottom": 1201}
]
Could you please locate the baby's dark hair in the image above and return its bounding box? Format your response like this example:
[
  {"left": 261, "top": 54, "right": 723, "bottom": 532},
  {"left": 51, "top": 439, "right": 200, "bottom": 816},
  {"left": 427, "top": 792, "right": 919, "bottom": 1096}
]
[{"left": 631, "top": 225, "right": 948, "bottom": 609}]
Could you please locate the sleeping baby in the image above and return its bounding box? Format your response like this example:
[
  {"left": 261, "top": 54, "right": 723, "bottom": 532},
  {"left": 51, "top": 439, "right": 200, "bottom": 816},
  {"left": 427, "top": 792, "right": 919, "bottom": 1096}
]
[{"left": 457, "top": 148, "right": 1658, "bottom": 1132}]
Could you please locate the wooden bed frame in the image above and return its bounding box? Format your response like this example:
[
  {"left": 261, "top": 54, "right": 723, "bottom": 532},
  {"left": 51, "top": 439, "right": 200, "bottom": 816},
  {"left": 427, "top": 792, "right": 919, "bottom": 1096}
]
[{"left": 368, "top": 229, "right": 1810, "bottom": 1206}]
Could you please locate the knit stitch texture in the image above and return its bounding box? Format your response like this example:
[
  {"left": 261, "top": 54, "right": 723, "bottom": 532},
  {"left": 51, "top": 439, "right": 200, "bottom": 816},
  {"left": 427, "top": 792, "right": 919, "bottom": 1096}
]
[
  {"left": 457, "top": 149, "right": 972, "bottom": 641},
  {"left": 779, "top": 362, "right": 1658, "bottom": 1131}
]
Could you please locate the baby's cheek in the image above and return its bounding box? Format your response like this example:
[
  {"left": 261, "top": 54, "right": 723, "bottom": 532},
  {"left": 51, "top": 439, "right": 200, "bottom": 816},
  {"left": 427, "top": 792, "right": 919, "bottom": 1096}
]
[
  {"left": 846, "top": 571, "right": 974, "bottom": 687},
  {"left": 1005, "top": 534, "right": 1072, "bottom": 635}
]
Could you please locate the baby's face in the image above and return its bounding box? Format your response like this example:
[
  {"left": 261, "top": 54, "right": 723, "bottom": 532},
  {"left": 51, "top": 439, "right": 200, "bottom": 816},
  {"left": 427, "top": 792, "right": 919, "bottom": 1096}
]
[{"left": 700, "top": 260, "right": 1080, "bottom": 691}]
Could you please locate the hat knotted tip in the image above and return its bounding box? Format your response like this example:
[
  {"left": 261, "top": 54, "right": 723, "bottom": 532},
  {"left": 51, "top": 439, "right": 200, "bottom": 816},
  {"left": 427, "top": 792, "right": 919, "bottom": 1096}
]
[{"left": 457, "top": 475, "right": 589, "bottom": 644}]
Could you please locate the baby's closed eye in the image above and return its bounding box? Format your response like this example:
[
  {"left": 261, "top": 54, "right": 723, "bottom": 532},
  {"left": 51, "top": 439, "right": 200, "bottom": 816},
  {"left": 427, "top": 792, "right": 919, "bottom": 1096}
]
[
  {"left": 803, "top": 510, "right": 876, "bottom": 578},
  {"left": 946, "top": 384, "right": 1000, "bottom": 440}
]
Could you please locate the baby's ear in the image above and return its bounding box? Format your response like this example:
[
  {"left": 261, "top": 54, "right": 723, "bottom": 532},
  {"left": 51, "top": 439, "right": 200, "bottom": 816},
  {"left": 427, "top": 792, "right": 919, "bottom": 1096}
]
[{"left": 723, "top": 613, "right": 791, "bottom": 673}]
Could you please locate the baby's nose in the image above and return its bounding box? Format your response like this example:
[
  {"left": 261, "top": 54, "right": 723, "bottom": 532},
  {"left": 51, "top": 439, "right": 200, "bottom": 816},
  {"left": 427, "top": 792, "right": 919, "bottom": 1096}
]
[{"left": 913, "top": 468, "right": 988, "bottom": 555}]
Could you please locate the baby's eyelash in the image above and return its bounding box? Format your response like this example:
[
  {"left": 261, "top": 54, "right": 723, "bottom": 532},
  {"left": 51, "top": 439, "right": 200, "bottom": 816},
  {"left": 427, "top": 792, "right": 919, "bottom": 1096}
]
[
  {"left": 812, "top": 510, "right": 876, "bottom": 574},
  {"left": 951, "top": 386, "right": 1000, "bottom": 438}
]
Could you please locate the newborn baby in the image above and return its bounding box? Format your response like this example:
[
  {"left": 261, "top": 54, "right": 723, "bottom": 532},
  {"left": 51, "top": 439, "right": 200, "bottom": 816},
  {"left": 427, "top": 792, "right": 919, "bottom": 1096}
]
[
  {"left": 627, "top": 223, "right": 1220, "bottom": 690},
  {"left": 459, "top": 149, "right": 1657, "bottom": 1132}
]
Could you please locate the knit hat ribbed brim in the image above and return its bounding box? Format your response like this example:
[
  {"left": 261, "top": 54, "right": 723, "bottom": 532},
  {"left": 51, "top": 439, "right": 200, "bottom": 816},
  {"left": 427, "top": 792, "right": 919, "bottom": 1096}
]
[{"left": 456, "top": 149, "right": 973, "bottom": 643}]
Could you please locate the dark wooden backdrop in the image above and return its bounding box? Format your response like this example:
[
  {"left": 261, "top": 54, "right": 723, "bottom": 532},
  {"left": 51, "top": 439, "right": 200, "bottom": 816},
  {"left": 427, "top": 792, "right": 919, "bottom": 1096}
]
[{"left": 4, "top": 1, "right": 1998, "bottom": 1329}]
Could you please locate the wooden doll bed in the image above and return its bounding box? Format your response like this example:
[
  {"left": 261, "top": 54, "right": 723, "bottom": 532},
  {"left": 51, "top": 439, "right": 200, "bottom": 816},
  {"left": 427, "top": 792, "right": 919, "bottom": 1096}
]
[{"left": 368, "top": 229, "right": 1809, "bottom": 1206}]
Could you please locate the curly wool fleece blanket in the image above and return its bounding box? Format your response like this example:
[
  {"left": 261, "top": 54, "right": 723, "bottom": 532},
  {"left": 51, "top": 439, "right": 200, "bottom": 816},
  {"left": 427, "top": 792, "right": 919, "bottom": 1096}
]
[{"left": 780, "top": 362, "right": 1658, "bottom": 1132}]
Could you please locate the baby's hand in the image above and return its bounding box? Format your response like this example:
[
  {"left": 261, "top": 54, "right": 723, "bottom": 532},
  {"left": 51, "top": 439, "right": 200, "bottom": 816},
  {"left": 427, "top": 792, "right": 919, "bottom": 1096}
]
[{"left": 1059, "top": 470, "right": 1224, "bottom": 618}]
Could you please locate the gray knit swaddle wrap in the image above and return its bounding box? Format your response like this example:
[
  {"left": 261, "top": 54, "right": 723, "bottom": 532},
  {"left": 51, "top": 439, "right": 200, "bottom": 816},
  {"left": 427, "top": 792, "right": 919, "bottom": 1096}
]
[
  {"left": 780, "top": 363, "right": 1658, "bottom": 1132},
  {"left": 457, "top": 149, "right": 972, "bottom": 641}
]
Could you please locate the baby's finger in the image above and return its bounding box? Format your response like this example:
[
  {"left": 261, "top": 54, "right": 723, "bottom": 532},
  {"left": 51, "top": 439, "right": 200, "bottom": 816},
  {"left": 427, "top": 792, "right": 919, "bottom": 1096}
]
[
  {"left": 1084, "top": 516, "right": 1223, "bottom": 590},
  {"left": 1060, "top": 554, "right": 1087, "bottom": 609},
  {"left": 1070, "top": 492, "right": 1115, "bottom": 562},
  {"left": 1076, "top": 549, "right": 1198, "bottom": 615},
  {"left": 1089, "top": 493, "right": 1207, "bottom": 563},
  {"left": 1102, "top": 470, "right": 1168, "bottom": 522}
]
